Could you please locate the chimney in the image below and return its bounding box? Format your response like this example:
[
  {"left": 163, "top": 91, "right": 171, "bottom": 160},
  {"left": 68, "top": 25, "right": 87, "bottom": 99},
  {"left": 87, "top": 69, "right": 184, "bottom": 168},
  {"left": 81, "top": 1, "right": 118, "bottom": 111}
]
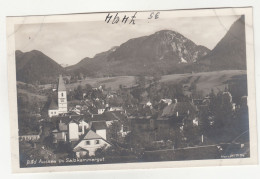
[
  {"left": 175, "top": 99, "right": 178, "bottom": 103},
  {"left": 91, "top": 114, "right": 94, "bottom": 118},
  {"left": 176, "top": 111, "right": 179, "bottom": 117}
]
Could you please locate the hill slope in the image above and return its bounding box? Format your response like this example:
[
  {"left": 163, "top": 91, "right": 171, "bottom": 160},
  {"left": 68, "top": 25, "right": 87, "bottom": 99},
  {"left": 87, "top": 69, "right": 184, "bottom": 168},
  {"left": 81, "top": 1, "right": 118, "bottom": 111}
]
[
  {"left": 197, "top": 16, "right": 246, "bottom": 71},
  {"left": 16, "top": 50, "right": 64, "bottom": 84},
  {"left": 67, "top": 30, "right": 210, "bottom": 77}
]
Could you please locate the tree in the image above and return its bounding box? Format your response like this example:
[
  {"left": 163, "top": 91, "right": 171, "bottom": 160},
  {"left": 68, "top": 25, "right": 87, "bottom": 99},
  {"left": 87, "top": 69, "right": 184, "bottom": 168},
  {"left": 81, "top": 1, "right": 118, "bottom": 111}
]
[
  {"left": 108, "top": 121, "right": 121, "bottom": 142},
  {"left": 152, "top": 73, "right": 162, "bottom": 85},
  {"left": 75, "top": 85, "right": 83, "bottom": 100},
  {"left": 135, "top": 75, "right": 146, "bottom": 89}
]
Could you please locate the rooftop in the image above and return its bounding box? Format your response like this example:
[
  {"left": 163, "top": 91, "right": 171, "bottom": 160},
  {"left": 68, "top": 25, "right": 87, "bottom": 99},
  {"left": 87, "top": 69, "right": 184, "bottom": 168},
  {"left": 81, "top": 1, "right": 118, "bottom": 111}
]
[
  {"left": 83, "top": 129, "right": 103, "bottom": 140},
  {"left": 91, "top": 121, "right": 107, "bottom": 130},
  {"left": 161, "top": 101, "right": 197, "bottom": 118},
  {"left": 49, "top": 100, "right": 58, "bottom": 110}
]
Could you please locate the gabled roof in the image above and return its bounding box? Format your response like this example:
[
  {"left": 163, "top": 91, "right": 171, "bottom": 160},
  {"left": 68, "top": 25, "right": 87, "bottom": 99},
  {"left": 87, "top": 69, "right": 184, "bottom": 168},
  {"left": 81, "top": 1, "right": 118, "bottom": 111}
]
[
  {"left": 91, "top": 121, "right": 107, "bottom": 130},
  {"left": 160, "top": 99, "right": 172, "bottom": 104},
  {"left": 161, "top": 101, "right": 197, "bottom": 117},
  {"left": 94, "top": 101, "right": 106, "bottom": 109},
  {"left": 49, "top": 100, "right": 58, "bottom": 110},
  {"left": 56, "top": 115, "right": 85, "bottom": 124},
  {"left": 73, "top": 129, "right": 112, "bottom": 150},
  {"left": 58, "top": 75, "right": 66, "bottom": 91},
  {"left": 52, "top": 129, "right": 59, "bottom": 133},
  {"left": 88, "top": 111, "right": 122, "bottom": 122},
  {"left": 83, "top": 130, "right": 103, "bottom": 140}
]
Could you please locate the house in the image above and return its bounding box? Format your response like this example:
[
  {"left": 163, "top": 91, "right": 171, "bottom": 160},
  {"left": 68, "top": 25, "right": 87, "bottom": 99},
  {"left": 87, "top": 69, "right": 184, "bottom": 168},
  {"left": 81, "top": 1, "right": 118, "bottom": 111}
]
[
  {"left": 191, "top": 99, "right": 203, "bottom": 106},
  {"left": 160, "top": 99, "right": 172, "bottom": 106},
  {"left": 90, "top": 121, "right": 107, "bottom": 140},
  {"left": 71, "top": 108, "right": 81, "bottom": 115},
  {"left": 90, "top": 101, "right": 106, "bottom": 114},
  {"left": 86, "top": 111, "right": 122, "bottom": 127},
  {"left": 159, "top": 100, "right": 197, "bottom": 121},
  {"left": 73, "top": 130, "right": 111, "bottom": 156},
  {"left": 48, "top": 100, "right": 59, "bottom": 117},
  {"left": 140, "top": 99, "right": 153, "bottom": 109},
  {"left": 52, "top": 121, "right": 68, "bottom": 143},
  {"left": 51, "top": 115, "right": 111, "bottom": 157},
  {"left": 109, "top": 106, "right": 123, "bottom": 112},
  {"left": 52, "top": 116, "right": 89, "bottom": 143},
  {"left": 146, "top": 101, "right": 152, "bottom": 107}
]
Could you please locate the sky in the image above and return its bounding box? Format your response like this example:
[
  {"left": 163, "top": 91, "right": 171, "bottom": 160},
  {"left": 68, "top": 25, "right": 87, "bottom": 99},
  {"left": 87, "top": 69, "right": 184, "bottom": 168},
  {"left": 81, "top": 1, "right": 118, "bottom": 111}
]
[{"left": 15, "top": 15, "right": 240, "bottom": 66}]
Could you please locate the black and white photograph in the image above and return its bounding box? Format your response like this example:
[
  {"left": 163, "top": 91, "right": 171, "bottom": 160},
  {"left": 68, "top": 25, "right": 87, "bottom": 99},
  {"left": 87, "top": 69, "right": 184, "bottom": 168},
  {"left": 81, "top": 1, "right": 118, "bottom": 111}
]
[{"left": 6, "top": 7, "right": 257, "bottom": 173}]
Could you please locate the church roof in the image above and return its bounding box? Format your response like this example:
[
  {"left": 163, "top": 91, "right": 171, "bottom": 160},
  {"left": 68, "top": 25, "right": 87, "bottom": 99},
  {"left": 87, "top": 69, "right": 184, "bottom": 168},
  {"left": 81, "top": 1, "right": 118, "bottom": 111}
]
[
  {"left": 58, "top": 75, "right": 66, "bottom": 91},
  {"left": 49, "top": 100, "right": 58, "bottom": 110}
]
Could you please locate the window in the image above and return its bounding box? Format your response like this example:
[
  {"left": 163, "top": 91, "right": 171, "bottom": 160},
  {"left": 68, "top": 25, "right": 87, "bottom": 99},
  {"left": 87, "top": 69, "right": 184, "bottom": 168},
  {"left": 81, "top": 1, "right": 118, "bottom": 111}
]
[
  {"left": 61, "top": 93, "right": 63, "bottom": 97},
  {"left": 86, "top": 141, "right": 90, "bottom": 145},
  {"left": 95, "top": 140, "right": 100, "bottom": 144}
]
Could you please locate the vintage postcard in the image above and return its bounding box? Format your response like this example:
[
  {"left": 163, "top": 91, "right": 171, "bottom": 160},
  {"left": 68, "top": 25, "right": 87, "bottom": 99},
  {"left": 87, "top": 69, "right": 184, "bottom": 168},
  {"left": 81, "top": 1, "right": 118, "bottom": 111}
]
[{"left": 6, "top": 7, "right": 257, "bottom": 173}]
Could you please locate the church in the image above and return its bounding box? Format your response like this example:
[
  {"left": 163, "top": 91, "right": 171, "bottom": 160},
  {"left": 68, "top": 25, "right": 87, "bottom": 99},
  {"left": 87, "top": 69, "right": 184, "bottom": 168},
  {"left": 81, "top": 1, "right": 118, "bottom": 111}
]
[{"left": 48, "top": 75, "right": 68, "bottom": 117}]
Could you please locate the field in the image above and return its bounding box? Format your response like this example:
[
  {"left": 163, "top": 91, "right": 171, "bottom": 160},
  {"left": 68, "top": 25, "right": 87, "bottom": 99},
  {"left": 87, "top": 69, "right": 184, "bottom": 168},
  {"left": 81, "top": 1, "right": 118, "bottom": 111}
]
[
  {"left": 39, "top": 70, "right": 246, "bottom": 96},
  {"left": 161, "top": 70, "right": 247, "bottom": 95}
]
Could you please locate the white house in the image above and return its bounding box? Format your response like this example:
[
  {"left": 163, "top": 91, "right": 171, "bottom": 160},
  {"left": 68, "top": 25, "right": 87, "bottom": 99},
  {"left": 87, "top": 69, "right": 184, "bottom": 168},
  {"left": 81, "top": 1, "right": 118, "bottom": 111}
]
[
  {"left": 109, "top": 106, "right": 123, "bottom": 112},
  {"left": 52, "top": 117, "right": 90, "bottom": 143},
  {"left": 98, "top": 108, "right": 105, "bottom": 115},
  {"left": 68, "top": 120, "right": 79, "bottom": 141},
  {"left": 160, "top": 99, "right": 173, "bottom": 106},
  {"left": 91, "top": 121, "right": 107, "bottom": 140},
  {"left": 73, "top": 130, "right": 110, "bottom": 157},
  {"left": 146, "top": 101, "right": 152, "bottom": 107},
  {"left": 48, "top": 100, "right": 59, "bottom": 117}
]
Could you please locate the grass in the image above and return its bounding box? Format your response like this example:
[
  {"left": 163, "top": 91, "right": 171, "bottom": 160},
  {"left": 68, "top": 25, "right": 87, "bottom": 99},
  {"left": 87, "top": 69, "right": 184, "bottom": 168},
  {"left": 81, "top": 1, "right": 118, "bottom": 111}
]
[
  {"left": 35, "top": 70, "right": 246, "bottom": 96},
  {"left": 17, "top": 88, "right": 48, "bottom": 102},
  {"left": 66, "top": 76, "right": 136, "bottom": 91},
  {"left": 161, "top": 70, "right": 246, "bottom": 95}
]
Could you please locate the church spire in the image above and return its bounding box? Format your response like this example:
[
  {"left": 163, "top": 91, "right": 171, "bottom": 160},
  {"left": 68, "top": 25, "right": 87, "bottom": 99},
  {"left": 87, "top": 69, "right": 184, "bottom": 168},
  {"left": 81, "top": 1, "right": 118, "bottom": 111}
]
[{"left": 58, "top": 75, "right": 66, "bottom": 91}]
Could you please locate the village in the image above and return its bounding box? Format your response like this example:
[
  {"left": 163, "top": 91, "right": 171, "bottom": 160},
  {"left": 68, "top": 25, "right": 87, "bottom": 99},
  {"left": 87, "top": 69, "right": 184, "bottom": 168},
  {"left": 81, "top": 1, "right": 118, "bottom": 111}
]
[{"left": 18, "top": 74, "right": 250, "bottom": 167}]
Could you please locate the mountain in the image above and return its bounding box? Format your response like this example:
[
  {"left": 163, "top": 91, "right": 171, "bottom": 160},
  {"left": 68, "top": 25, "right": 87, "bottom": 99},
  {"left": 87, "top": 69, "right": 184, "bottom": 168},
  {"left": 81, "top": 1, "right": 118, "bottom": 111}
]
[
  {"left": 67, "top": 30, "right": 210, "bottom": 77},
  {"left": 197, "top": 16, "right": 246, "bottom": 71},
  {"left": 16, "top": 50, "right": 64, "bottom": 84},
  {"left": 66, "top": 46, "right": 118, "bottom": 77}
]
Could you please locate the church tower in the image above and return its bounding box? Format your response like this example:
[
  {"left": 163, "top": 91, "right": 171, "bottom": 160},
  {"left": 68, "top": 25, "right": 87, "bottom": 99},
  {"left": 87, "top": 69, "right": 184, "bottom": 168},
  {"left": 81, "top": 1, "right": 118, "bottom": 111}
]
[{"left": 58, "top": 75, "right": 67, "bottom": 113}]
